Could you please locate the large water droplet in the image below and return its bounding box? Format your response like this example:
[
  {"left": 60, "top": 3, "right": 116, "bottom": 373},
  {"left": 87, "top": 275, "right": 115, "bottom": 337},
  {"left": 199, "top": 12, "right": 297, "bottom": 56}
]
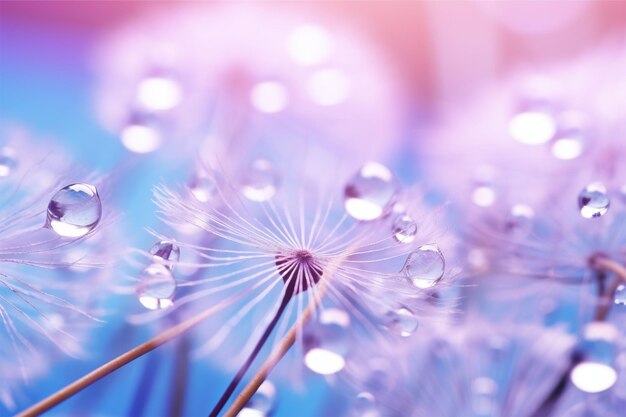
[
  {"left": 0, "top": 148, "right": 17, "bottom": 177},
  {"left": 615, "top": 285, "right": 626, "bottom": 306},
  {"left": 136, "top": 263, "right": 176, "bottom": 310},
  {"left": 304, "top": 308, "right": 350, "bottom": 375},
  {"left": 149, "top": 240, "right": 180, "bottom": 268},
  {"left": 392, "top": 214, "right": 417, "bottom": 244},
  {"left": 237, "top": 381, "right": 276, "bottom": 417},
  {"left": 385, "top": 307, "right": 418, "bottom": 337},
  {"left": 47, "top": 183, "right": 102, "bottom": 238},
  {"left": 403, "top": 245, "right": 445, "bottom": 289},
  {"left": 344, "top": 162, "right": 396, "bottom": 221},
  {"left": 578, "top": 183, "right": 610, "bottom": 219},
  {"left": 242, "top": 160, "right": 280, "bottom": 202},
  {"left": 189, "top": 174, "right": 217, "bottom": 203}
]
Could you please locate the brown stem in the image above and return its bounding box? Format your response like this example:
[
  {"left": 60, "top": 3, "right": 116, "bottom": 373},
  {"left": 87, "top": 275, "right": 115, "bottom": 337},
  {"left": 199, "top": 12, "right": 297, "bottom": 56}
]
[
  {"left": 591, "top": 256, "right": 626, "bottom": 322},
  {"left": 222, "top": 270, "right": 333, "bottom": 417},
  {"left": 17, "top": 293, "right": 242, "bottom": 417}
]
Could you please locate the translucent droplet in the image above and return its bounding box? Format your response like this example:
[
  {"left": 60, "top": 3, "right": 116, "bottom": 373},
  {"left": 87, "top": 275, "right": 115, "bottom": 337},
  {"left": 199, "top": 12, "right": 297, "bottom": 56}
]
[
  {"left": 136, "top": 263, "right": 176, "bottom": 310},
  {"left": 242, "top": 160, "right": 280, "bottom": 202},
  {"left": 471, "top": 377, "right": 498, "bottom": 415},
  {"left": 250, "top": 81, "right": 289, "bottom": 113},
  {"left": 615, "top": 285, "right": 626, "bottom": 306},
  {"left": 578, "top": 183, "right": 610, "bottom": 219},
  {"left": 149, "top": 240, "right": 180, "bottom": 268},
  {"left": 47, "top": 183, "right": 102, "bottom": 238},
  {"left": 0, "top": 148, "right": 17, "bottom": 177},
  {"left": 385, "top": 307, "right": 418, "bottom": 337},
  {"left": 403, "top": 245, "right": 445, "bottom": 289},
  {"left": 304, "top": 308, "right": 350, "bottom": 375},
  {"left": 344, "top": 162, "right": 396, "bottom": 221},
  {"left": 137, "top": 75, "right": 183, "bottom": 111},
  {"left": 238, "top": 381, "right": 276, "bottom": 417},
  {"left": 392, "top": 214, "right": 417, "bottom": 244},
  {"left": 120, "top": 113, "right": 162, "bottom": 154},
  {"left": 189, "top": 174, "right": 217, "bottom": 203}
]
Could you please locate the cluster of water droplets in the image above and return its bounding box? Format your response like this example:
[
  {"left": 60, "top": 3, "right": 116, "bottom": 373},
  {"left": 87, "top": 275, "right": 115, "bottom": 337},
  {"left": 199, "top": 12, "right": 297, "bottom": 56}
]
[
  {"left": 303, "top": 308, "right": 350, "bottom": 375},
  {"left": 136, "top": 240, "right": 180, "bottom": 310},
  {"left": 46, "top": 183, "right": 103, "bottom": 238}
]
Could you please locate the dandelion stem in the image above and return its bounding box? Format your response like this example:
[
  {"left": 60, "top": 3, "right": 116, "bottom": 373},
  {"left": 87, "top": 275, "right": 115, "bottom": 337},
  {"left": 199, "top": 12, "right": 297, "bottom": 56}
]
[
  {"left": 221, "top": 273, "right": 332, "bottom": 417},
  {"left": 16, "top": 294, "right": 242, "bottom": 417},
  {"left": 208, "top": 291, "right": 292, "bottom": 417},
  {"left": 591, "top": 256, "right": 626, "bottom": 321}
]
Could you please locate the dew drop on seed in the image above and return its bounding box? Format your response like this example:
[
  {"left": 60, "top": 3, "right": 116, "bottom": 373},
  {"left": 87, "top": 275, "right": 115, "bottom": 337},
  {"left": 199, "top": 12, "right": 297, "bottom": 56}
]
[
  {"left": 242, "top": 159, "right": 280, "bottom": 202},
  {"left": 304, "top": 308, "right": 350, "bottom": 375},
  {"left": 615, "top": 285, "right": 626, "bottom": 306},
  {"left": 578, "top": 183, "right": 610, "bottom": 219},
  {"left": 344, "top": 162, "right": 396, "bottom": 221},
  {"left": 403, "top": 245, "right": 445, "bottom": 289},
  {"left": 0, "top": 149, "right": 17, "bottom": 177},
  {"left": 385, "top": 307, "right": 418, "bottom": 337},
  {"left": 136, "top": 263, "right": 176, "bottom": 310},
  {"left": 149, "top": 240, "right": 180, "bottom": 266},
  {"left": 392, "top": 214, "right": 417, "bottom": 244},
  {"left": 238, "top": 381, "right": 276, "bottom": 417},
  {"left": 47, "top": 183, "right": 102, "bottom": 238}
]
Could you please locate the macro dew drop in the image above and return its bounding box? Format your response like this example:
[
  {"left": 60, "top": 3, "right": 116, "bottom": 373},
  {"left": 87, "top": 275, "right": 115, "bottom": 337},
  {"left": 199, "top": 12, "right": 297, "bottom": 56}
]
[
  {"left": 242, "top": 159, "right": 280, "bottom": 202},
  {"left": 403, "top": 244, "right": 445, "bottom": 289},
  {"left": 344, "top": 162, "right": 396, "bottom": 221},
  {"left": 392, "top": 214, "right": 417, "bottom": 244},
  {"left": 385, "top": 307, "right": 418, "bottom": 337},
  {"left": 47, "top": 183, "right": 102, "bottom": 238},
  {"left": 149, "top": 240, "right": 180, "bottom": 269},
  {"left": 304, "top": 308, "right": 350, "bottom": 375},
  {"left": 189, "top": 174, "right": 217, "bottom": 203},
  {"left": 136, "top": 263, "right": 176, "bottom": 310},
  {"left": 353, "top": 392, "right": 380, "bottom": 417},
  {"left": 237, "top": 381, "right": 276, "bottom": 417},
  {"left": 578, "top": 183, "right": 610, "bottom": 219}
]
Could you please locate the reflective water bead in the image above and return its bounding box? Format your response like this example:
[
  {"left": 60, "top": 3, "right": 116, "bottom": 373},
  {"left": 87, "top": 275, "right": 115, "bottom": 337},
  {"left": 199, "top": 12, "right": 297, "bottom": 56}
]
[
  {"left": 403, "top": 245, "right": 445, "bottom": 289},
  {"left": 136, "top": 263, "right": 176, "bottom": 310},
  {"left": 392, "top": 214, "right": 417, "bottom": 244},
  {"left": 238, "top": 381, "right": 276, "bottom": 417},
  {"left": 149, "top": 240, "right": 180, "bottom": 268},
  {"left": 344, "top": 162, "right": 396, "bottom": 221},
  {"left": 304, "top": 308, "right": 350, "bottom": 375},
  {"left": 354, "top": 392, "right": 380, "bottom": 417},
  {"left": 615, "top": 285, "right": 626, "bottom": 306},
  {"left": 385, "top": 307, "right": 418, "bottom": 337},
  {"left": 189, "top": 174, "right": 217, "bottom": 203},
  {"left": 242, "top": 159, "right": 280, "bottom": 202},
  {"left": 47, "top": 183, "right": 102, "bottom": 238},
  {"left": 578, "top": 183, "right": 610, "bottom": 219},
  {"left": 0, "top": 148, "right": 17, "bottom": 177}
]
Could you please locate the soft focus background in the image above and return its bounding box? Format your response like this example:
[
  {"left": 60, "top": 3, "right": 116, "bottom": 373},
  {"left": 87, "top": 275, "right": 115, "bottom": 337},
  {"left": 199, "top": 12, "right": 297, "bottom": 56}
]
[{"left": 1, "top": 1, "right": 626, "bottom": 417}]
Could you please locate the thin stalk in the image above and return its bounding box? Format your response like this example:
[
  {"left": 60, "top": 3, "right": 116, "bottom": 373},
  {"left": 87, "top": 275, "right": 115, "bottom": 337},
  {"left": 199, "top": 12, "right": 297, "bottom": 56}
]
[
  {"left": 591, "top": 257, "right": 626, "bottom": 321},
  {"left": 222, "top": 273, "right": 332, "bottom": 417},
  {"left": 17, "top": 293, "right": 242, "bottom": 417},
  {"left": 168, "top": 334, "right": 191, "bottom": 417},
  {"left": 208, "top": 291, "right": 292, "bottom": 417}
]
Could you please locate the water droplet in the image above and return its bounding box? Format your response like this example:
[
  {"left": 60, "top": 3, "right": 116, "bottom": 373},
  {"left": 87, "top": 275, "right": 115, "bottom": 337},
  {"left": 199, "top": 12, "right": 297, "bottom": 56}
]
[
  {"left": 0, "top": 148, "right": 17, "bottom": 177},
  {"left": 551, "top": 111, "right": 587, "bottom": 160},
  {"left": 578, "top": 183, "right": 610, "bottom": 218},
  {"left": 189, "top": 174, "right": 217, "bottom": 203},
  {"left": 615, "top": 285, "right": 626, "bottom": 306},
  {"left": 472, "top": 185, "right": 496, "bottom": 207},
  {"left": 238, "top": 381, "right": 276, "bottom": 417},
  {"left": 403, "top": 245, "right": 445, "bottom": 289},
  {"left": 47, "top": 183, "right": 102, "bottom": 238},
  {"left": 392, "top": 214, "right": 417, "bottom": 244},
  {"left": 149, "top": 240, "right": 180, "bottom": 268},
  {"left": 509, "top": 103, "right": 556, "bottom": 145},
  {"left": 120, "top": 113, "right": 163, "bottom": 154},
  {"left": 136, "top": 263, "right": 176, "bottom": 310},
  {"left": 385, "top": 307, "right": 418, "bottom": 337},
  {"left": 344, "top": 162, "right": 396, "bottom": 221},
  {"left": 242, "top": 160, "right": 280, "bottom": 202},
  {"left": 304, "top": 308, "right": 350, "bottom": 375},
  {"left": 137, "top": 75, "right": 182, "bottom": 112},
  {"left": 250, "top": 81, "right": 289, "bottom": 113}
]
